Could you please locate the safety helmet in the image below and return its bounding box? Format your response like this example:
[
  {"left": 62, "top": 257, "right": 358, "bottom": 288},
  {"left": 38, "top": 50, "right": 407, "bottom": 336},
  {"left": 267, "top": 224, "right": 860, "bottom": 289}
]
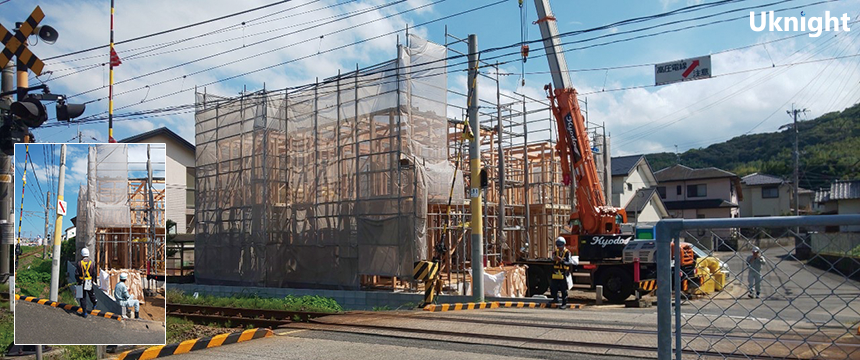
[
  {"left": 81, "top": 248, "right": 90, "bottom": 258},
  {"left": 752, "top": 247, "right": 761, "bottom": 253},
  {"left": 120, "top": 272, "right": 128, "bottom": 281},
  {"left": 555, "top": 237, "right": 566, "bottom": 247}
]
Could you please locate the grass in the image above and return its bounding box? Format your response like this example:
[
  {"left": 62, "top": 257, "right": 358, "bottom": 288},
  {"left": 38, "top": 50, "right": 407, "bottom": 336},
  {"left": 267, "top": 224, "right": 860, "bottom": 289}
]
[
  {"left": 166, "top": 289, "right": 343, "bottom": 313},
  {"left": 167, "top": 316, "right": 196, "bottom": 344},
  {"left": 57, "top": 345, "right": 95, "bottom": 360},
  {"left": 0, "top": 307, "right": 12, "bottom": 355},
  {"left": 15, "top": 256, "right": 52, "bottom": 298}
]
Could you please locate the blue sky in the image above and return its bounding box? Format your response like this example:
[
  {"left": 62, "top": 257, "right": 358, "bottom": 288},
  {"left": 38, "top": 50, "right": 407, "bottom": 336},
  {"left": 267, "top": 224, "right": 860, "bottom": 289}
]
[
  {"left": 13, "top": 143, "right": 165, "bottom": 241},
  {"left": 1, "top": 1, "right": 858, "bottom": 160}
]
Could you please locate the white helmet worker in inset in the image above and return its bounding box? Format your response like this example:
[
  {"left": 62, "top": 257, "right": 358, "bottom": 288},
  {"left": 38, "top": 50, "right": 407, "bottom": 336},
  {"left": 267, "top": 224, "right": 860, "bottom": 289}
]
[
  {"left": 115, "top": 271, "right": 140, "bottom": 319},
  {"left": 75, "top": 247, "right": 97, "bottom": 318}
]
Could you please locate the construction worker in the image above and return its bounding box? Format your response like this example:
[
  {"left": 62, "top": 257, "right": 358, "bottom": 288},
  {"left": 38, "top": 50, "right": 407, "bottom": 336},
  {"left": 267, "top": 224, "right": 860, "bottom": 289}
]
[
  {"left": 114, "top": 272, "right": 140, "bottom": 319},
  {"left": 550, "top": 237, "right": 574, "bottom": 309},
  {"left": 75, "top": 248, "right": 98, "bottom": 318},
  {"left": 746, "top": 247, "right": 766, "bottom": 299}
]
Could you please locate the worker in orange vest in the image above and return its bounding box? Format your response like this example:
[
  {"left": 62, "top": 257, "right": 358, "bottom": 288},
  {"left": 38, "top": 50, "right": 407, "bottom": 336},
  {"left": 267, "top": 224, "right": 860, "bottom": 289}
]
[
  {"left": 75, "top": 248, "right": 98, "bottom": 318},
  {"left": 550, "top": 237, "right": 574, "bottom": 309}
]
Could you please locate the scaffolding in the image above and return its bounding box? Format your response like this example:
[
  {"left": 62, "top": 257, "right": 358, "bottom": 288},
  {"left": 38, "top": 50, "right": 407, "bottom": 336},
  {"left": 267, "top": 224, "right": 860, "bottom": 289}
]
[
  {"left": 75, "top": 144, "right": 166, "bottom": 275},
  {"left": 194, "top": 35, "right": 453, "bottom": 289},
  {"left": 193, "top": 32, "right": 610, "bottom": 295}
]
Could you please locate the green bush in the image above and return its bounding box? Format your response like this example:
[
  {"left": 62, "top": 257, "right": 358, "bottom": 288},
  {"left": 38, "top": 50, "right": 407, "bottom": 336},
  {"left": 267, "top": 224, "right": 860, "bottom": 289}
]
[
  {"left": 166, "top": 289, "right": 343, "bottom": 313},
  {"left": 0, "top": 310, "right": 12, "bottom": 354}
]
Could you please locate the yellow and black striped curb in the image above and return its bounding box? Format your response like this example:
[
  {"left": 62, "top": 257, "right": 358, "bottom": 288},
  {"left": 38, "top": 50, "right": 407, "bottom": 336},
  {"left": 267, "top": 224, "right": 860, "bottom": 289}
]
[
  {"left": 423, "top": 301, "right": 584, "bottom": 312},
  {"left": 15, "top": 294, "right": 122, "bottom": 321},
  {"left": 116, "top": 328, "right": 274, "bottom": 360}
]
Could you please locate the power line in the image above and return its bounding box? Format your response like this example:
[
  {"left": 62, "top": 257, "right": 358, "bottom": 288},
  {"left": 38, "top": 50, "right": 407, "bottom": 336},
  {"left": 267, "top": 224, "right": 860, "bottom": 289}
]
[
  {"left": 43, "top": 0, "right": 301, "bottom": 61},
  {"left": 63, "top": 0, "right": 757, "bottom": 107}
]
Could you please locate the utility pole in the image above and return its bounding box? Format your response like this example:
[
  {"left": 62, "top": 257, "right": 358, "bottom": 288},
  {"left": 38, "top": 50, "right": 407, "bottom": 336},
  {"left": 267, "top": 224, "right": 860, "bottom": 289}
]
[
  {"left": 1, "top": 60, "right": 14, "bottom": 288},
  {"left": 43, "top": 191, "right": 50, "bottom": 258},
  {"left": 786, "top": 105, "right": 807, "bottom": 216},
  {"left": 49, "top": 144, "right": 66, "bottom": 301},
  {"left": 468, "top": 34, "right": 484, "bottom": 302}
]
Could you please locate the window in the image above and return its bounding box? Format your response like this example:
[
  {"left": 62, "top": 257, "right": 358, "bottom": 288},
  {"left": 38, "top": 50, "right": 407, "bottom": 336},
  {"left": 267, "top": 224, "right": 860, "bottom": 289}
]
[
  {"left": 676, "top": 185, "right": 682, "bottom": 195},
  {"left": 687, "top": 184, "right": 707, "bottom": 197},
  {"left": 186, "top": 168, "right": 196, "bottom": 209},
  {"left": 761, "top": 185, "right": 779, "bottom": 199},
  {"left": 627, "top": 183, "right": 633, "bottom": 191},
  {"left": 657, "top": 186, "right": 666, "bottom": 199}
]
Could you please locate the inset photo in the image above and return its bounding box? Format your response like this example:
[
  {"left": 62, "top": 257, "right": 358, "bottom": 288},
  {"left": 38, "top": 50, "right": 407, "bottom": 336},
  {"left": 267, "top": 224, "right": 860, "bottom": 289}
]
[{"left": 13, "top": 143, "right": 166, "bottom": 345}]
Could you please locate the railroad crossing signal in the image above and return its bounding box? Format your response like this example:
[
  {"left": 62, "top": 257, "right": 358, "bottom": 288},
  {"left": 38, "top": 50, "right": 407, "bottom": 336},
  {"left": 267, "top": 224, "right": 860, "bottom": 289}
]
[{"left": 0, "top": 6, "right": 46, "bottom": 76}]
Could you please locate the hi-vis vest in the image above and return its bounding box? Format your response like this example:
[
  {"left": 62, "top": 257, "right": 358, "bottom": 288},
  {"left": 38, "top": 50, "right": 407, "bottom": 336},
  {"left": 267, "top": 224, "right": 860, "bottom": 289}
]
[
  {"left": 552, "top": 248, "right": 570, "bottom": 280},
  {"left": 80, "top": 260, "right": 93, "bottom": 280}
]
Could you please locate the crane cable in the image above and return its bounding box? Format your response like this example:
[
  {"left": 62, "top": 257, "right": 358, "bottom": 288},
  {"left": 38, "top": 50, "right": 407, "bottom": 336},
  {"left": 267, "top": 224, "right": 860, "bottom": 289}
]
[{"left": 519, "top": 0, "right": 528, "bottom": 86}]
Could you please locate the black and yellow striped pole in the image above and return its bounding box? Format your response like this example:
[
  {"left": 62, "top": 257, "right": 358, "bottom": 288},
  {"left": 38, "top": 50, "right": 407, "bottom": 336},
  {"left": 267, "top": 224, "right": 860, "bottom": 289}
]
[
  {"left": 467, "top": 34, "right": 483, "bottom": 302},
  {"left": 108, "top": 0, "right": 116, "bottom": 143},
  {"left": 15, "top": 145, "right": 29, "bottom": 266}
]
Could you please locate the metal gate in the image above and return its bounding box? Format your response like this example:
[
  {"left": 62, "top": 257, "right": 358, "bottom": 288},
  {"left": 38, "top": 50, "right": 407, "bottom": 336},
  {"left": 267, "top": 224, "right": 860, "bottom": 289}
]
[{"left": 655, "top": 215, "right": 860, "bottom": 359}]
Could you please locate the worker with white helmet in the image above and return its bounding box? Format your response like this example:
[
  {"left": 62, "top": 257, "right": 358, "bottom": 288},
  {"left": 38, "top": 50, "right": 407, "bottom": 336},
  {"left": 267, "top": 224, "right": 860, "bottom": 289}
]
[
  {"left": 746, "top": 247, "right": 766, "bottom": 299},
  {"left": 550, "top": 237, "right": 575, "bottom": 309},
  {"left": 114, "top": 272, "right": 140, "bottom": 319},
  {"left": 75, "top": 247, "right": 98, "bottom": 318}
]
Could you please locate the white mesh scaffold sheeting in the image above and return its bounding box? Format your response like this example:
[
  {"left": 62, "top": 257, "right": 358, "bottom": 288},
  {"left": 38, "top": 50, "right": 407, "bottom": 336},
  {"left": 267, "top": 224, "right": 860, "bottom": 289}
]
[{"left": 194, "top": 35, "right": 456, "bottom": 288}]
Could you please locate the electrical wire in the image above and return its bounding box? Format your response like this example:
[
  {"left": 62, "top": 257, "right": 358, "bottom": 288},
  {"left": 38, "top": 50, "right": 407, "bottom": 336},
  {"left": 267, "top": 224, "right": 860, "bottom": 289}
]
[{"left": 43, "top": 0, "right": 302, "bottom": 61}]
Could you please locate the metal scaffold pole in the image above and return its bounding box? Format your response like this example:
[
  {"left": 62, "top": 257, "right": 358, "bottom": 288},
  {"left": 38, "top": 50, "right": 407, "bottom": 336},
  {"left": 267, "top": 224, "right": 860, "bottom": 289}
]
[{"left": 467, "top": 34, "right": 484, "bottom": 302}]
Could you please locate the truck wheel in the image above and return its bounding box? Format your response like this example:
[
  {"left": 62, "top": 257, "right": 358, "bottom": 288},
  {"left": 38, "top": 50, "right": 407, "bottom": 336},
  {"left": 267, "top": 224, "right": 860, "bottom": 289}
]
[
  {"left": 597, "top": 267, "right": 634, "bottom": 304},
  {"left": 527, "top": 266, "right": 549, "bottom": 296}
]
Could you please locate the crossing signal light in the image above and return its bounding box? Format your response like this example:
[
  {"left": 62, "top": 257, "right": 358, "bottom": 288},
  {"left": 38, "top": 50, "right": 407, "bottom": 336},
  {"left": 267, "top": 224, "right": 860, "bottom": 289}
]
[
  {"left": 10, "top": 97, "right": 47, "bottom": 128},
  {"left": 56, "top": 99, "right": 85, "bottom": 121}
]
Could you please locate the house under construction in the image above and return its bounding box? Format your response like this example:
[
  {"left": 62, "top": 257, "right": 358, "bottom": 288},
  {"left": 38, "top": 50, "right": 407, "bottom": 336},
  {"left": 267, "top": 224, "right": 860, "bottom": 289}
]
[
  {"left": 193, "top": 35, "right": 611, "bottom": 293},
  {"left": 75, "top": 144, "right": 166, "bottom": 275}
]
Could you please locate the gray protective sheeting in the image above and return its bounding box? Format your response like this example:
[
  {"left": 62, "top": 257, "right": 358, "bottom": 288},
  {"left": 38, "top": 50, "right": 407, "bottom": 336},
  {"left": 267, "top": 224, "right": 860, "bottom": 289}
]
[
  {"left": 76, "top": 145, "right": 131, "bottom": 262},
  {"left": 194, "top": 35, "right": 451, "bottom": 289}
]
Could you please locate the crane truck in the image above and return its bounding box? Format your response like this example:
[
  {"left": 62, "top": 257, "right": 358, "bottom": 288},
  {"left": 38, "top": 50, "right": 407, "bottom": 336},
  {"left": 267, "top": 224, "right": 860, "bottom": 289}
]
[{"left": 518, "top": 0, "right": 696, "bottom": 304}]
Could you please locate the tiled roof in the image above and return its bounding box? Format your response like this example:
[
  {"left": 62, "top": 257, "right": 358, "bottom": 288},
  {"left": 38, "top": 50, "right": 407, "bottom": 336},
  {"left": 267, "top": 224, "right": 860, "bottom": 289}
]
[
  {"left": 829, "top": 180, "right": 860, "bottom": 200},
  {"left": 741, "top": 173, "right": 785, "bottom": 186},
  {"left": 611, "top": 155, "right": 644, "bottom": 176},
  {"left": 663, "top": 199, "right": 738, "bottom": 210},
  {"left": 654, "top": 164, "right": 737, "bottom": 182}
]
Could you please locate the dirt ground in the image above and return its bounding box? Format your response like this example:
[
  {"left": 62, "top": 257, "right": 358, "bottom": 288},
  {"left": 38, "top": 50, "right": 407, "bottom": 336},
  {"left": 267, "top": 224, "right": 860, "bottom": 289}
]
[{"left": 141, "top": 293, "right": 166, "bottom": 321}]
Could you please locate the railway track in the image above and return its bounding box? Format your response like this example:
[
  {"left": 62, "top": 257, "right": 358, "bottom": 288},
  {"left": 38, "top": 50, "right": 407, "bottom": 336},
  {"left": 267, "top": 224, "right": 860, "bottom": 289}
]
[
  {"left": 166, "top": 304, "right": 852, "bottom": 360},
  {"left": 166, "top": 303, "right": 338, "bottom": 328}
]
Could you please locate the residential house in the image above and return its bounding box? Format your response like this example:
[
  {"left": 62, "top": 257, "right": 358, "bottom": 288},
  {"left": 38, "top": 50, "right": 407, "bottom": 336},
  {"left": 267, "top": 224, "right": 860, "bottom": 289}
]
[
  {"left": 654, "top": 164, "right": 743, "bottom": 219},
  {"left": 739, "top": 173, "right": 814, "bottom": 217},
  {"left": 654, "top": 165, "right": 744, "bottom": 250},
  {"left": 815, "top": 180, "right": 860, "bottom": 232},
  {"left": 120, "top": 127, "right": 196, "bottom": 233},
  {"left": 610, "top": 154, "right": 668, "bottom": 224}
]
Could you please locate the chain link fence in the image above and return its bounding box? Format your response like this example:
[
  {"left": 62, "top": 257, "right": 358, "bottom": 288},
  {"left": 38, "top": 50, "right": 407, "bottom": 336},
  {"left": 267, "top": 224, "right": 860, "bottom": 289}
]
[{"left": 656, "top": 215, "right": 860, "bottom": 360}]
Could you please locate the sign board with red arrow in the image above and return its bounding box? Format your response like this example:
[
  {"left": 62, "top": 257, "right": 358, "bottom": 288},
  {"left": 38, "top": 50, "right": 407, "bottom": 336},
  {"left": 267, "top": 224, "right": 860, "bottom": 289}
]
[
  {"left": 57, "top": 199, "right": 66, "bottom": 216},
  {"left": 655, "top": 55, "right": 711, "bottom": 86}
]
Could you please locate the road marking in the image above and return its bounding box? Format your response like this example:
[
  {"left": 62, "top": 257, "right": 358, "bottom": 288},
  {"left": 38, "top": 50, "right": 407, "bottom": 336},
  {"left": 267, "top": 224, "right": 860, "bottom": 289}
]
[{"left": 276, "top": 329, "right": 308, "bottom": 336}]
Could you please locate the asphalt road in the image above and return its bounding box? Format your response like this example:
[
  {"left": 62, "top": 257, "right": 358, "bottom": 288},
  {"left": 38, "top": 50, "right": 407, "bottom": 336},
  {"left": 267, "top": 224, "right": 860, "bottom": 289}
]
[
  {"left": 691, "top": 246, "right": 860, "bottom": 329},
  {"left": 14, "top": 300, "right": 165, "bottom": 345}
]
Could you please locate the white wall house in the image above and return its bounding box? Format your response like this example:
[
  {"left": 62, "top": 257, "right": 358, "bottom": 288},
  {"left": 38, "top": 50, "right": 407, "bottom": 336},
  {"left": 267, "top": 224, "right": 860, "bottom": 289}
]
[
  {"left": 740, "top": 173, "right": 814, "bottom": 217},
  {"left": 815, "top": 180, "right": 860, "bottom": 232},
  {"left": 121, "top": 128, "right": 196, "bottom": 234},
  {"left": 610, "top": 155, "right": 668, "bottom": 224}
]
